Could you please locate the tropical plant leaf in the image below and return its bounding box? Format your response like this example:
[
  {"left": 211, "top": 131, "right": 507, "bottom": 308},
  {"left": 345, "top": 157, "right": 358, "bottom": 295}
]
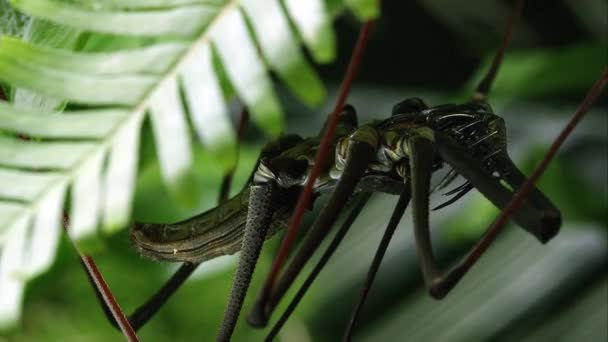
[
  {"left": 1, "top": 0, "right": 28, "bottom": 38},
  {"left": 0, "top": 0, "right": 380, "bottom": 330}
]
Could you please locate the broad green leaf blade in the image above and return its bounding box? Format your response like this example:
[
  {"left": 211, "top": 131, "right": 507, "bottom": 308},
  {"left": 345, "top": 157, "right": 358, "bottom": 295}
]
[
  {"left": 0, "top": 214, "right": 29, "bottom": 331},
  {"left": 345, "top": 0, "right": 380, "bottom": 19},
  {"left": 241, "top": 0, "right": 325, "bottom": 106},
  {"left": 148, "top": 78, "right": 198, "bottom": 206},
  {"left": 0, "top": 202, "right": 26, "bottom": 244},
  {"left": 19, "top": 181, "right": 66, "bottom": 278},
  {"left": 211, "top": 9, "right": 283, "bottom": 137},
  {"left": 461, "top": 43, "right": 605, "bottom": 102},
  {"left": 180, "top": 43, "right": 236, "bottom": 171},
  {"left": 0, "top": 36, "right": 188, "bottom": 75},
  {"left": 0, "top": 168, "right": 65, "bottom": 202},
  {"left": 0, "top": 136, "right": 98, "bottom": 170},
  {"left": 489, "top": 44, "right": 604, "bottom": 99},
  {"left": 10, "top": 0, "right": 220, "bottom": 37},
  {"left": 283, "top": 0, "right": 336, "bottom": 63},
  {"left": 11, "top": 16, "right": 83, "bottom": 111},
  {"left": 0, "top": 0, "right": 29, "bottom": 37},
  {"left": 102, "top": 114, "right": 143, "bottom": 233},
  {"left": 0, "top": 103, "right": 130, "bottom": 139},
  {"left": 57, "top": 0, "right": 226, "bottom": 10},
  {"left": 0, "top": 56, "right": 156, "bottom": 105},
  {"left": 0, "top": 0, "right": 374, "bottom": 329},
  {"left": 69, "top": 150, "right": 105, "bottom": 250}
]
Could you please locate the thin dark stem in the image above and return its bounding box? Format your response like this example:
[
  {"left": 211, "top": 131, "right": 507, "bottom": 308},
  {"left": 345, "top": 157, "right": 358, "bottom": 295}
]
[
  {"left": 264, "top": 194, "right": 371, "bottom": 341},
  {"left": 258, "top": 20, "right": 375, "bottom": 315},
  {"left": 18, "top": 126, "right": 137, "bottom": 339},
  {"left": 218, "top": 174, "right": 233, "bottom": 205},
  {"left": 129, "top": 262, "right": 197, "bottom": 330},
  {"left": 16, "top": 118, "right": 136, "bottom": 340},
  {"left": 63, "top": 216, "right": 138, "bottom": 341},
  {"left": 342, "top": 187, "right": 411, "bottom": 342},
  {"left": 80, "top": 256, "right": 139, "bottom": 341},
  {"left": 461, "top": 69, "right": 607, "bottom": 276},
  {"left": 473, "top": 0, "right": 525, "bottom": 102},
  {"left": 218, "top": 108, "right": 250, "bottom": 203}
]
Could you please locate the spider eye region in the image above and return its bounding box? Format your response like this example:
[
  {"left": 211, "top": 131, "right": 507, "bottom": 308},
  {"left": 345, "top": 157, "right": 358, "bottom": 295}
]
[
  {"left": 267, "top": 157, "right": 309, "bottom": 187},
  {"left": 392, "top": 97, "right": 429, "bottom": 115}
]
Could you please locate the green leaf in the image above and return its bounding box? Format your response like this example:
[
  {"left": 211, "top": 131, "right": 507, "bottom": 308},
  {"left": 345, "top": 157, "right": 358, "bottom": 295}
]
[
  {"left": 10, "top": 0, "right": 220, "bottom": 37},
  {"left": 469, "top": 43, "right": 604, "bottom": 99},
  {"left": 283, "top": 0, "right": 336, "bottom": 63},
  {"left": 0, "top": 0, "right": 378, "bottom": 330},
  {"left": 345, "top": 0, "right": 380, "bottom": 20},
  {"left": 1, "top": 36, "right": 187, "bottom": 74},
  {"left": 241, "top": 0, "right": 326, "bottom": 106},
  {"left": 0, "top": 0, "right": 29, "bottom": 37}
]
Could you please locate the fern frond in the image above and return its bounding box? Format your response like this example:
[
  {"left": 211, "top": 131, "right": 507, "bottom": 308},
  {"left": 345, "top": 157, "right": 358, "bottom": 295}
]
[{"left": 0, "top": 0, "right": 379, "bottom": 330}]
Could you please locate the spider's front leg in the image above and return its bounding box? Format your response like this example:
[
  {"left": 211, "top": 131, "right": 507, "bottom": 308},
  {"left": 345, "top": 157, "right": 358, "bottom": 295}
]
[
  {"left": 409, "top": 132, "right": 561, "bottom": 299},
  {"left": 217, "top": 182, "right": 278, "bottom": 341},
  {"left": 247, "top": 124, "right": 380, "bottom": 328}
]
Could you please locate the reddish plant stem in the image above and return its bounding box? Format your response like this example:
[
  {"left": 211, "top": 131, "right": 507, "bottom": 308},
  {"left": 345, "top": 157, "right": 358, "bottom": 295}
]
[
  {"left": 62, "top": 216, "right": 139, "bottom": 342},
  {"left": 80, "top": 257, "right": 139, "bottom": 341},
  {"left": 260, "top": 21, "right": 375, "bottom": 302},
  {"left": 17, "top": 132, "right": 138, "bottom": 340},
  {"left": 462, "top": 69, "right": 607, "bottom": 272}
]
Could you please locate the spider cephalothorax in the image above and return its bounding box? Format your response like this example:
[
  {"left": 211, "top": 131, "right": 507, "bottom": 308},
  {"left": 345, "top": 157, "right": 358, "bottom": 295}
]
[{"left": 388, "top": 98, "right": 506, "bottom": 171}]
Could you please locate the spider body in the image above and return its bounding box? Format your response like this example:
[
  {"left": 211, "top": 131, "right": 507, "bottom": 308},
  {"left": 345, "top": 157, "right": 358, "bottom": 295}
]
[{"left": 131, "top": 98, "right": 559, "bottom": 269}]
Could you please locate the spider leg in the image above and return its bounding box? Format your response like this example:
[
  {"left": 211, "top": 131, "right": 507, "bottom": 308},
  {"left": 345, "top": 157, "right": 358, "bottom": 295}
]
[
  {"left": 95, "top": 128, "right": 304, "bottom": 334},
  {"left": 342, "top": 182, "right": 411, "bottom": 342},
  {"left": 116, "top": 128, "right": 302, "bottom": 330},
  {"left": 319, "top": 105, "right": 359, "bottom": 137},
  {"left": 472, "top": 0, "right": 525, "bottom": 102},
  {"left": 408, "top": 135, "right": 442, "bottom": 289},
  {"left": 89, "top": 162, "right": 239, "bottom": 332},
  {"left": 426, "top": 71, "right": 607, "bottom": 298},
  {"left": 89, "top": 261, "right": 199, "bottom": 331},
  {"left": 217, "top": 182, "right": 279, "bottom": 341},
  {"left": 407, "top": 133, "right": 561, "bottom": 300},
  {"left": 264, "top": 193, "right": 372, "bottom": 341},
  {"left": 89, "top": 176, "right": 241, "bottom": 332},
  {"left": 90, "top": 108, "right": 252, "bottom": 332},
  {"left": 499, "top": 157, "right": 561, "bottom": 240},
  {"left": 248, "top": 126, "right": 379, "bottom": 328},
  {"left": 436, "top": 134, "right": 560, "bottom": 243}
]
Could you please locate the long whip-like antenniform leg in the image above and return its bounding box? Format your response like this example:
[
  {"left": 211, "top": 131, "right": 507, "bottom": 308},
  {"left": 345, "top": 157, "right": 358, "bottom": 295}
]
[
  {"left": 264, "top": 193, "right": 372, "bottom": 341},
  {"left": 342, "top": 183, "right": 412, "bottom": 342},
  {"left": 249, "top": 126, "right": 379, "bottom": 327},
  {"left": 217, "top": 183, "right": 278, "bottom": 341}
]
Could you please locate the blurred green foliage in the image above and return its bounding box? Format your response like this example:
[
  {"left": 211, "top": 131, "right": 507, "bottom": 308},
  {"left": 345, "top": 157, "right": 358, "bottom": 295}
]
[{"left": 3, "top": 1, "right": 607, "bottom": 341}]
